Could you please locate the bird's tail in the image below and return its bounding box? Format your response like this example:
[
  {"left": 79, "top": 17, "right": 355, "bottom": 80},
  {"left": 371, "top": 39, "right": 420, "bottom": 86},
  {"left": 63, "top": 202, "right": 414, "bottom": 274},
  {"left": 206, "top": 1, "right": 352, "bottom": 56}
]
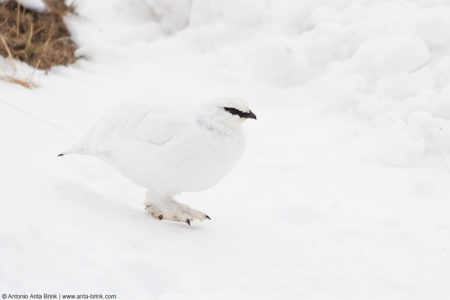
[{"left": 57, "top": 140, "right": 88, "bottom": 157}]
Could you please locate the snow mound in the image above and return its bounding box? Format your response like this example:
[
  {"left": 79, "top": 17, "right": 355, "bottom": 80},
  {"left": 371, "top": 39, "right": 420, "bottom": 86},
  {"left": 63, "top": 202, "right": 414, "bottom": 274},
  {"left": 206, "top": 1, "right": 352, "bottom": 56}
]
[
  {"left": 374, "top": 134, "right": 425, "bottom": 166},
  {"left": 352, "top": 36, "right": 430, "bottom": 80},
  {"left": 143, "top": 0, "right": 190, "bottom": 33},
  {"left": 414, "top": 6, "right": 450, "bottom": 48}
]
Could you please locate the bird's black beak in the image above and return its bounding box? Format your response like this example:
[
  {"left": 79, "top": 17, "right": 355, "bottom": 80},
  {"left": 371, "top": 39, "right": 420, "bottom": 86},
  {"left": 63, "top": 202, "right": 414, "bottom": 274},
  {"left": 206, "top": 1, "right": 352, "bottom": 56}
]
[{"left": 246, "top": 110, "right": 257, "bottom": 120}]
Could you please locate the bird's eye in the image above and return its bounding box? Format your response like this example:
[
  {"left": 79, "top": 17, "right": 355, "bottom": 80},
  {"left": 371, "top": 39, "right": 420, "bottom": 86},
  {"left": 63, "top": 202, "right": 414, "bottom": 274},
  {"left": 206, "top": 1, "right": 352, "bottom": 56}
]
[
  {"left": 224, "top": 107, "right": 243, "bottom": 116},
  {"left": 224, "top": 107, "right": 257, "bottom": 120}
]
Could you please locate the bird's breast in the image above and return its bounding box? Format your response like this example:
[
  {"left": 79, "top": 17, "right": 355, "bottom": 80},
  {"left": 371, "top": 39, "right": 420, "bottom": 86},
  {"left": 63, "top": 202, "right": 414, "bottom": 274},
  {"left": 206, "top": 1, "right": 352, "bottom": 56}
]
[{"left": 164, "top": 129, "right": 246, "bottom": 192}]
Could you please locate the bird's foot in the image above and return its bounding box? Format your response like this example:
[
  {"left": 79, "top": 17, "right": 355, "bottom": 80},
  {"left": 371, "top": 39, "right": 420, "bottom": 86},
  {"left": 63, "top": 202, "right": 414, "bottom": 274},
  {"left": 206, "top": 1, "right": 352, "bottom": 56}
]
[{"left": 145, "top": 201, "right": 210, "bottom": 225}]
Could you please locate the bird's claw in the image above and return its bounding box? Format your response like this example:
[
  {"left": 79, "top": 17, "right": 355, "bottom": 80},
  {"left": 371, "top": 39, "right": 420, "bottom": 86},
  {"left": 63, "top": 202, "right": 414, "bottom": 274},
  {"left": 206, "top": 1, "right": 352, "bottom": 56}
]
[{"left": 145, "top": 201, "right": 210, "bottom": 226}]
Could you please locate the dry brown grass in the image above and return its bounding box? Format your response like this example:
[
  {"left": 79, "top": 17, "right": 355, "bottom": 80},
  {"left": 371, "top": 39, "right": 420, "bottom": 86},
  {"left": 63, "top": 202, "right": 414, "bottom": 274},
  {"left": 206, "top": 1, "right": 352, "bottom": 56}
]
[
  {"left": 0, "top": 32, "right": 38, "bottom": 88},
  {"left": 0, "top": 0, "right": 77, "bottom": 72},
  {"left": 0, "top": 74, "right": 37, "bottom": 88}
]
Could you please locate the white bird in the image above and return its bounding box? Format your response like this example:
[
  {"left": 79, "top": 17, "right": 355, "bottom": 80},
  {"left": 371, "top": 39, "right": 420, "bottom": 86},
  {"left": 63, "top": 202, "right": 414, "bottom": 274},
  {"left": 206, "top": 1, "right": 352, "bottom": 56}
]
[{"left": 59, "top": 98, "right": 256, "bottom": 225}]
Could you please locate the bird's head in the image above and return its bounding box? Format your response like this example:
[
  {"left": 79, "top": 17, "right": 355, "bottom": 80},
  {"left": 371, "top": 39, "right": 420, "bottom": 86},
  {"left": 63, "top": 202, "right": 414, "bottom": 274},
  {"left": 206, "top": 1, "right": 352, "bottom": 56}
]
[
  {"left": 215, "top": 97, "right": 257, "bottom": 123},
  {"left": 198, "top": 97, "right": 256, "bottom": 132}
]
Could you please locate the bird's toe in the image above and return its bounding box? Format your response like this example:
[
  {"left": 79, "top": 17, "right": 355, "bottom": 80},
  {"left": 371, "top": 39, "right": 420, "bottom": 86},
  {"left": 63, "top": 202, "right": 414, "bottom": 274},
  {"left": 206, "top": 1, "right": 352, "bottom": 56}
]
[{"left": 145, "top": 201, "right": 210, "bottom": 225}]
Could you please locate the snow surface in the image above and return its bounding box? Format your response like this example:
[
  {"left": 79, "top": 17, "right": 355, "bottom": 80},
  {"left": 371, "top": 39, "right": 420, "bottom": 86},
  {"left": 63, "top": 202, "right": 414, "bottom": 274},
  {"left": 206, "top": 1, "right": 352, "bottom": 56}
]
[{"left": 1, "top": 0, "right": 450, "bottom": 299}]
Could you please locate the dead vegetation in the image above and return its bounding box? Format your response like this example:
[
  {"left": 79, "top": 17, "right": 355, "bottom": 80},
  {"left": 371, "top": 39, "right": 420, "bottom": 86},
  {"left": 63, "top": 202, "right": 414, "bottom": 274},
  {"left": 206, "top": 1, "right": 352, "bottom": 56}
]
[{"left": 0, "top": 0, "right": 77, "bottom": 87}]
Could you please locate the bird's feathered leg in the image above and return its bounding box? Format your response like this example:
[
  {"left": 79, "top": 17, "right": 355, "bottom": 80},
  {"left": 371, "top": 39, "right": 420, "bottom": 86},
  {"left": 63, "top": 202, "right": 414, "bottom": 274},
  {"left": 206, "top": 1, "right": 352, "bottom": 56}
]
[{"left": 144, "top": 190, "right": 210, "bottom": 225}]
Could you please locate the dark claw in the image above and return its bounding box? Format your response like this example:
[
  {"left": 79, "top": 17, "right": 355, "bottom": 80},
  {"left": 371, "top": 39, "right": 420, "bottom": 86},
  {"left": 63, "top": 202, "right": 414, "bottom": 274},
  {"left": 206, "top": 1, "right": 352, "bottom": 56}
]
[
  {"left": 186, "top": 219, "right": 191, "bottom": 226},
  {"left": 158, "top": 215, "right": 163, "bottom": 220},
  {"left": 205, "top": 215, "right": 211, "bottom": 220}
]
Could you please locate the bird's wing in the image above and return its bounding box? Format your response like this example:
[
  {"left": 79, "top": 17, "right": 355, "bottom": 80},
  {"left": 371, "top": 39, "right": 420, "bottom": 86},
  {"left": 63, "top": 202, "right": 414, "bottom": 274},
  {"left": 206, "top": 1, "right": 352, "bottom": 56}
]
[{"left": 115, "top": 103, "right": 184, "bottom": 145}]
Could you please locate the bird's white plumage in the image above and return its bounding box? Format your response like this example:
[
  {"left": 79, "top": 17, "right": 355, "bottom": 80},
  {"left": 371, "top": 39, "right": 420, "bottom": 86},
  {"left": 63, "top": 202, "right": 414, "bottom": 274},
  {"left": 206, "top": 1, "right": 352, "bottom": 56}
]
[
  {"left": 117, "top": 104, "right": 183, "bottom": 145},
  {"left": 64, "top": 97, "right": 255, "bottom": 224}
]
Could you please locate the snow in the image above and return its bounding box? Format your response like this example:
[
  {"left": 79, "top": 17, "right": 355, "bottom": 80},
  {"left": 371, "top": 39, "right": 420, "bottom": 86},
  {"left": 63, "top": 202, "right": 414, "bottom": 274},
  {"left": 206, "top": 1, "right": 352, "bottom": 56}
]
[
  {"left": 1, "top": 0, "right": 450, "bottom": 299},
  {"left": 351, "top": 36, "right": 430, "bottom": 79},
  {"left": 374, "top": 134, "right": 425, "bottom": 166},
  {"left": 18, "top": 0, "right": 47, "bottom": 12}
]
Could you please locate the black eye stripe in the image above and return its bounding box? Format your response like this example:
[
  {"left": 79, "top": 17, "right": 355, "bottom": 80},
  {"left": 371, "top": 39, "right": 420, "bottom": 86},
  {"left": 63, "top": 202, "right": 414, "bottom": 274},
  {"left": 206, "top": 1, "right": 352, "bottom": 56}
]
[{"left": 224, "top": 107, "right": 250, "bottom": 118}]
